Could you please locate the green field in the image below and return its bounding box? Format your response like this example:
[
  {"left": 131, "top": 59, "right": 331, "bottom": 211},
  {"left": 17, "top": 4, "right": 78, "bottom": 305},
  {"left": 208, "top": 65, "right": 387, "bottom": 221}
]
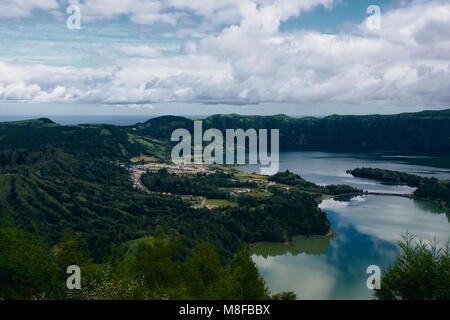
[
  {"left": 205, "top": 199, "right": 238, "bottom": 207},
  {"left": 130, "top": 155, "right": 157, "bottom": 163},
  {"left": 245, "top": 191, "right": 273, "bottom": 198}
]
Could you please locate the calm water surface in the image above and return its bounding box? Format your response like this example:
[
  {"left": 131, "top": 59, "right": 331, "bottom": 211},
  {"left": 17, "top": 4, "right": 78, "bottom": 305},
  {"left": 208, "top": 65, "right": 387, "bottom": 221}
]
[{"left": 242, "top": 152, "right": 450, "bottom": 300}]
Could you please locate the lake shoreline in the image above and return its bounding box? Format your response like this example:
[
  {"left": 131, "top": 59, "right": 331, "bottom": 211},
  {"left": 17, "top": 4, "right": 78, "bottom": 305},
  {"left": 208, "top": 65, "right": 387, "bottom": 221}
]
[
  {"left": 245, "top": 151, "right": 449, "bottom": 299},
  {"left": 249, "top": 232, "right": 336, "bottom": 251}
]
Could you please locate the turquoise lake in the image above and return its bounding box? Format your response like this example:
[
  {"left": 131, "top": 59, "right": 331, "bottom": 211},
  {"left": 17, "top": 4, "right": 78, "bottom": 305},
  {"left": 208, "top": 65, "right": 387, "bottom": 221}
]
[{"left": 242, "top": 151, "right": 450, "bottom": 300}]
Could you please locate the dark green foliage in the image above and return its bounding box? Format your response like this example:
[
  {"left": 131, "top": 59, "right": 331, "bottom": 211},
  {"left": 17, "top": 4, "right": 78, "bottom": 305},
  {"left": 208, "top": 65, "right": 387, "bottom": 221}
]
[
  {"left": 229, "top": 248, "right": 270, "bottom": 300},
  {"left": 348, "top": 167, "right": 450, "bottom": 209},
  {"left": 184, "top": 242, "right": 224, "bottom": 297},
  {"left": 0, "top": 220, "right": 61, "bottom": 299},
  {"left": 269, "top": 170, "right": 317, "bottom": 188},
  {"left": 2, "top": 108, "right": 449, "bottom": 169},
  {"left": 137, "top": 109, "right": 450, "bottom": 155},
  {"left": 135, "top": 237, "right": 181, "bottom": 291},
  {"left": 0, "top": 150, "right": 329, "bottom": 261},
  {"left": 131, "top": 116, "right": 195, "bottom": 139},
  {"left": 1, "top": 154, "right": 176, "bottom": 259},
  {"left": 3, "top": 110, "right": 446, "bottom": 300},
  {"left": 0, "top": 123, "right": 142, "bottom": 165},
  {"left": 347, "top": 167, "right": 427, "bottom": 187},
  {"left": 323, "top": 184, "right": 360, "bottom": 195},
  {"left": 271, "top": 291, "right": 297, "bottom": 300},
  {"left": 54, "top": 229, "right": 83, "bottom": 279},
  {"left": 414, "top": 180, "right": 450, "bottom": 209},
  {"left": 132, "top": 238, "right": 270, "bottom": 300},
  {"left": 269, "top": 170, "right": 360, "bottom": 195},
  {"left": 0, "top": 223, "right": 272, "bottom": 300},
  {"left": 141, "top": 170, "right": 256, "bottom": 198},
  {"left": 374, "top": 233, "right": 450, "bottom": 300},
  {"left": 234, "top": 187, "right": 330, "bottom": 240}
]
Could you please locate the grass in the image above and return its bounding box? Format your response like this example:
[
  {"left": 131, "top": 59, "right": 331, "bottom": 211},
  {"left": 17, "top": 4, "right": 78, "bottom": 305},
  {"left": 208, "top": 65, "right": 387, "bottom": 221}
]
[
  {"left": 127, "top": 134, "right": 172, "bottom": 162},
  {"left": 245, "top": 191, "right": 273, "bottom": 198},
  {"left": 205, "top": 164, "right": 230, "bottom": 171},
  {"left": 100, "top": 129, "right": 112, "bottom": 135},
  {"left": 2, "top": 119, "right": 57, "bottom": 127},
  {"left": 205, "top": 199, "right": 238, "bottom": 207},
  {"left": 119, "top": 236, "right": 156, "bottom": 265},
  {"left": 235, "top": 171, "right": 267, "bottom": 181},
  {"left": 135, "top": 138, "right": 154, "bottom": 148},
  {"left": 130, "top": 155, "right": 157, "bottom": 163}
]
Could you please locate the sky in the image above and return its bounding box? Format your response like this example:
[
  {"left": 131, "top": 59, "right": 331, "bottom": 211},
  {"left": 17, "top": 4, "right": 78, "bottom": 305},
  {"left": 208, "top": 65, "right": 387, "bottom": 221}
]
[{"left": 0, "top": 0, "right": 449, "bottom": 117}]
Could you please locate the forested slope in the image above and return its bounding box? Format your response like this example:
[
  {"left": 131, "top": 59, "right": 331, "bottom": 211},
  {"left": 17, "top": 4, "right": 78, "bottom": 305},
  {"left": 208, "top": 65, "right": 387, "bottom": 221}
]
[
  {"left": 134, "top": 109, "right": 450, "bottom": 154},
  {"left": 0, "top": 120, "right": 330, "bottom": 261}
]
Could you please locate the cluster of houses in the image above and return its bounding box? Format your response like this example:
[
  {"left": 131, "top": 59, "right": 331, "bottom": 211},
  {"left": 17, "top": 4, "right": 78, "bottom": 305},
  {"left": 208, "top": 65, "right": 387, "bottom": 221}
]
[
  {"left": 230, "top": 188, "right": 252, "bottom": 196},
  {"left": 247, "top": 178, "right": 276, "bottom": 186},
  {"left": 128, "top": 162, "right": 279, "bottom": 210},
  {"left": 189, "top": 197, "right": 219, "bottom": 210},
  {"left": 129, "top": 162, "right": 215, "bottom": 191},
  {"left": 132, "top": 162, "right": 214, "bottom": 175},
  {"left": 128, "top": 163, "right": 221, "bottom": 210}
]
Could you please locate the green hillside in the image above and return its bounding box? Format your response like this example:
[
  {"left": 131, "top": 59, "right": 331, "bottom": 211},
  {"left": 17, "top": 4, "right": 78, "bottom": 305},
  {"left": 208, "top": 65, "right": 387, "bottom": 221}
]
[{"left": 135, "top": 109, "right": 450, "bottom": 155}]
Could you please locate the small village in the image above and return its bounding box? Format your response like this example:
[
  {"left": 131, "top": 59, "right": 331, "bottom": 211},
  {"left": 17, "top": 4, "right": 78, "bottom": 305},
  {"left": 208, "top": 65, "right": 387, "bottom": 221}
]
[
  {"left": 129, "top": 162, "right": 223, "bottom": 209},
  {"left": 128, "top": 162, "right": 277, "bottom": 210}
]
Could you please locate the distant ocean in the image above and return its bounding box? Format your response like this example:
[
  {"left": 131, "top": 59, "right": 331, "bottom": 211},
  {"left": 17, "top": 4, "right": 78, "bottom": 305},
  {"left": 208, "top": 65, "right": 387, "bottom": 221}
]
[{"left": 0, "top": 115, "right": 208, "bottom": 126}]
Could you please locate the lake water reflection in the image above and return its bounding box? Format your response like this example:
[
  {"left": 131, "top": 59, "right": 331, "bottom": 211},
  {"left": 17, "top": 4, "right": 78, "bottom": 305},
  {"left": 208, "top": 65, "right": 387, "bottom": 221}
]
[{"left": 245, "top": 152, "right": 450, "bottom": 300}]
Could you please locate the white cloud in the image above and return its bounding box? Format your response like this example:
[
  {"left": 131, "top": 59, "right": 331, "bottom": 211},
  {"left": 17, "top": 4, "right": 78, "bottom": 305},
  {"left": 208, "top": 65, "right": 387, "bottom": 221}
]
[
  {"left": 114, "top": 45, "right": 162, "bottom": 58},
  {"left": 0, "top": 0, "right": 59, "bottom": 18},
  {"left": 0, "top": 82, "right": 41, "bottom": 100},
  {"left": 0, "top": 0, "right": 449, "bottom": 111},
  {"left": 60, "top": 0, "right": 334, "bottom": 30}
]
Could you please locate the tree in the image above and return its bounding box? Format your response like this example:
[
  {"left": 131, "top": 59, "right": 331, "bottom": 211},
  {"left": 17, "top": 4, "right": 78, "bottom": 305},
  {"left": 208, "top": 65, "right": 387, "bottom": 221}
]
[
  {"left": 185, "top": 241, "right": 224, "bottom": 298},
  {"left": 230, "top": 248, "right": 270, "bottom": 300},
  {"left": 272, "top": 291, "right": 297, "bottom": 300},
  {"left": 374, "top": 232, "right": 450, "bottom": 300},
  {"left": 54, "top": 229, "right": 83, "bottom": 279},
  {"left": 0, "top": 219, "right": 59, "bottom": 299},
  {"left": 134, "top": 237, "right": 180, "bottom": 291}
]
